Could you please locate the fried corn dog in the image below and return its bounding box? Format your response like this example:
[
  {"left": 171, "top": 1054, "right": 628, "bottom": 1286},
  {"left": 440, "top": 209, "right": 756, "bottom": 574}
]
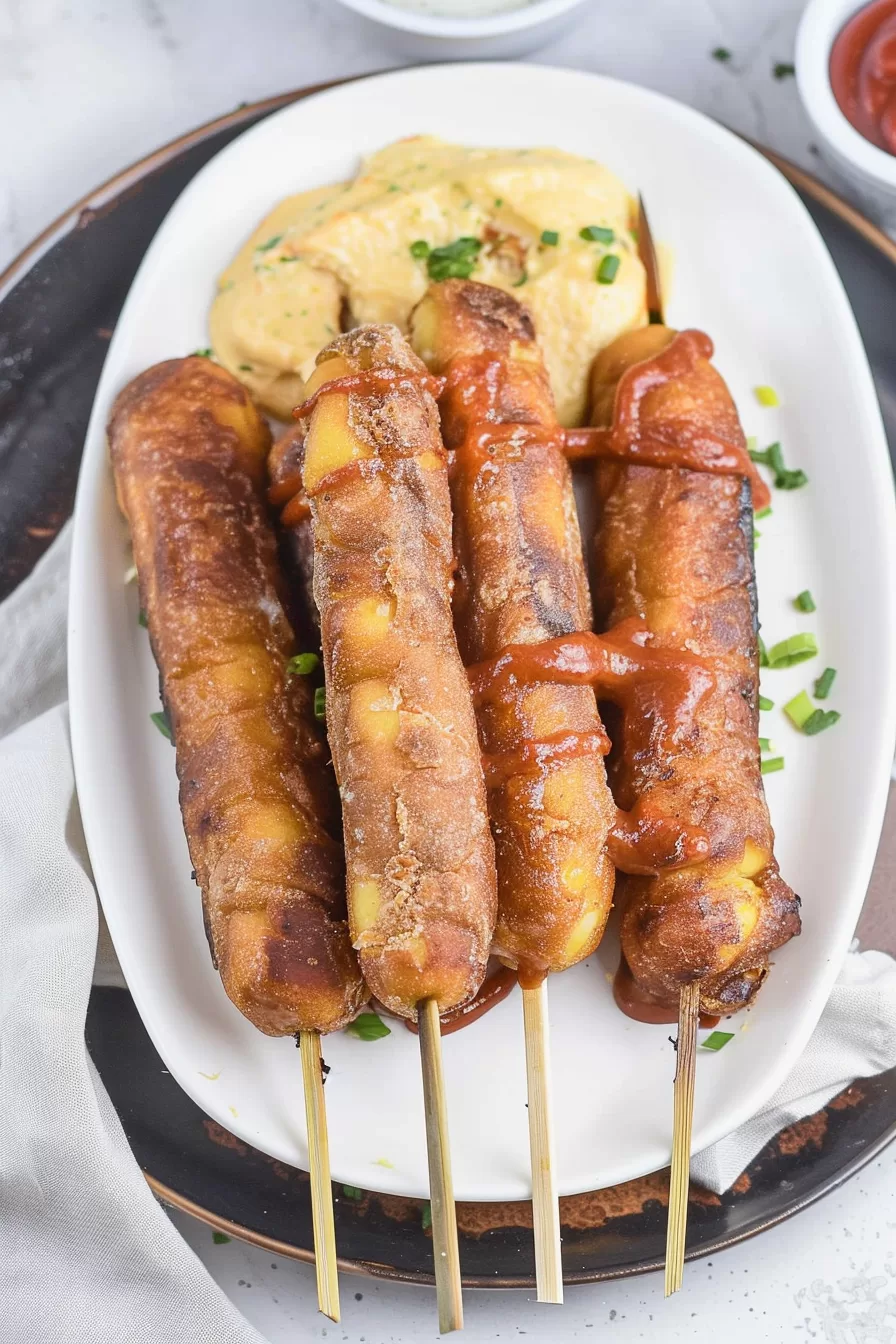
[
  {"left": 270, "top": 325, "right": 497, "bottom": 1019},
  {"left": 589, "top": 327, "right": 801, "bottom": 1018},
  {"left": 410, "top": 279, "right": 616, "bottom": 984},
  {"left": 109, "top": 356, "right": 365, "bottom": 1035}
]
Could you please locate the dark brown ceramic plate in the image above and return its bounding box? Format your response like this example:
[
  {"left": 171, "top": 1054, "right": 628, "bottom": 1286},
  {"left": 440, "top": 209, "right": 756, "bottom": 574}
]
[{"left": 3, "top": 84, "right": 895, "bottom": 1287}]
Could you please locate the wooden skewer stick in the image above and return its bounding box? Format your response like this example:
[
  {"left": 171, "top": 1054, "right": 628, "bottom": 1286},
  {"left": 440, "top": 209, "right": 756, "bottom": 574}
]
[
  {"left": 522, "top": 982, "right": 563, "bottom": 1304},
  {"left": 664, "top": 981, "right": 700, "bottom": 1297},
  {"left": 299, "top": 1030, "right": 341, "bottom": 1323},
  {"left": 418, "top": 997, "right": 464, "bottom": 1334}
]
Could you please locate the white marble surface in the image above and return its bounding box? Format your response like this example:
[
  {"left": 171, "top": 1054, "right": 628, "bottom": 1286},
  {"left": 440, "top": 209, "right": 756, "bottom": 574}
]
[{"left": 6, "top": 1, "right": 896, "bottom": 1340}]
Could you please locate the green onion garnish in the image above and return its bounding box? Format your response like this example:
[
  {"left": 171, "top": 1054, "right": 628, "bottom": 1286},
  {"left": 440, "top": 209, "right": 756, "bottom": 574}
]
[
  {"left": 766, "top": 632, "right": 818, "bottom": 668},
  {"left": 754, "top": 385, "right": 779, "bottom": 407},
  {"left": 313, "top": 686, "right": 326, "bottom": 720},
  {"left": 759, "top": 695, "right": 774, "bottom": 711},
  {"left": 758, "top": 737, "right": 774, "bottom": 752},
  {"left": 421, "top": 1202, "right": 433, "bottom": 1231},
  {"left": 238, "top": 363, "right": 253, "bottom": 371},
  {"left": 701, "top": 1030, "right": 734, "bottom": 1051},
  {"left": 212, "top": 1232, "right": 231, "bottom": 1245},
  {"left": 256, "top": 234, "right": 283, "bottom": 252},
  {"left": 192, "top": 348, "right": 213, "bottom": 359},
  {"left": 712, "top": 47, "right": 732, "bottom": 62},
  {"left": 803, "top": 708, "right": 841, "bottom": 736},
  {"left": 783, "top": 690, "right": 815, "bottom": 729},
  {"left": 750, "top": 441, "right": 809, "bottom": 491},
  {"left": 138, "top": 609, "right": 148, "bottom": 629},
  {"left": 761, "top": 756, "right": 785, "bottom": 774},
  {"left": 287, "top": 652, "right": 320, "bottom": 677},
  {"left": 512, "top": 271, "right": 528, "bottom": 287},
  {"left": 425, "top": 236, "right": 482, "bottom": 281},
  {"left": 758, "top": 634, "right": 769, "bottom": 667},
  {"left": 778, "top": 466, "right": 809, "bottom": 490},
  {"left": 541, "top": 229, "right": 559, "bottom": 246},
  {"left": 342, "top": 1185, "right": 363, "bottom": 1201},
  {"left": 597, "top": 254, "right": 620, "bottom": 285},
  {"left": 814, "top": 667, "right": 837, "bottom": 700},
  {"left": 794, "top": 590, "right": 816, "bottom": 612},
  {"left": 773, "top": 62, "right": 796, "bottom": 79},
  {"left": 494, "top": 198, "right": 503, "bottom": 208},
  {"left": 410, "top": 239, "right": 430, "bottom": 259},
  {"left": 345, "top": 1012, "right": 391, "bottom": 1042},
  {"left": 755, "top": 506, "right": 772, "bottom": 520},
  {"left": 150, "top": 710, "right": 172, "bottom": 741},
  {"left": 580, "top": 225, "right": 615, "bottom": 244}
]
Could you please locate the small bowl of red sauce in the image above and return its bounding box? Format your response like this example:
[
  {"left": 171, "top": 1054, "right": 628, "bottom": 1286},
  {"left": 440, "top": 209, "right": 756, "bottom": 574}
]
[{"left": 797, "top": 0, "right": 896, "bottom": 228}]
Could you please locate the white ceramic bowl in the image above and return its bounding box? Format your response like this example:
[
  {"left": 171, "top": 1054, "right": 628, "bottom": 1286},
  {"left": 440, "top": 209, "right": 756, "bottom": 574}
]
[
  {"left": 797, "top": 0, "right": 896, "bottom": 231},
  {"left": 333, "top": 0, "right": 590, "bottom": 60}
]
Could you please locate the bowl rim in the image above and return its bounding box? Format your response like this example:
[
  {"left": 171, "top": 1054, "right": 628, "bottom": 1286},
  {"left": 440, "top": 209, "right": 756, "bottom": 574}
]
[
  {"left": 333, "top": 0, "right": 587, "bottom": 38},
  {"left": 797, "top": 0, "right": 896, "bottom": 186}
]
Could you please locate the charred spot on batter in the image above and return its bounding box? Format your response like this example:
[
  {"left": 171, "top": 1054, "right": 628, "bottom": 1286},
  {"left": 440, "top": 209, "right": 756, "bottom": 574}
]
[{"left": 264, "top": 922, "right": 336, "bottom": 987}]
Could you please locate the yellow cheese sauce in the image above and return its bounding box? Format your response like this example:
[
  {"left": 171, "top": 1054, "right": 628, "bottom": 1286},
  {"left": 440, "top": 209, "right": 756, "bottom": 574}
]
[{"left": 209, "top": 136, "right": 647, "bottom": 426}]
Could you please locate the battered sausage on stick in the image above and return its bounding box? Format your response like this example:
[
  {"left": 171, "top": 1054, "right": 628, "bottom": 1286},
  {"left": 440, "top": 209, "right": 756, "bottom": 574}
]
[
  {"left": 410, "top": 279, "right": 617, "bottom": 984},
  {"left": 109, "top": 356, "right": 365, "bottom": 1035},
  {"left": 270, "top": 325, "right": 497, "bottom": 1019},
  {"left": 589, "top": 327, "right": 801, "bottom": 1018}
]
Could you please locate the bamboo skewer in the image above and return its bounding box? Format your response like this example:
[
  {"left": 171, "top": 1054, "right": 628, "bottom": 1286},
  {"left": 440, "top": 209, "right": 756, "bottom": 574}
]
[
  {"left": 418, "top": 997, "right": 464, "bottom": 1334},
  {"left": 299, "top": 1030, "right": 341, "bottom": 1323},
  {"left": 664, "top": 981, "right": 700, "bottom": 1297},
  {"left": 522, "top": 982, "right": 563, "bottom": 1304}
]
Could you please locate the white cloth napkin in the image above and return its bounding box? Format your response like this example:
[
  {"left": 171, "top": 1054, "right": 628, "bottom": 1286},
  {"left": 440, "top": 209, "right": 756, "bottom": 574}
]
[
  {"left": 0, "top": 524, "right": 265, "bottom": 1344},
  {"left": 1, "top": 525, "right": 895, "bottom": 1344}
]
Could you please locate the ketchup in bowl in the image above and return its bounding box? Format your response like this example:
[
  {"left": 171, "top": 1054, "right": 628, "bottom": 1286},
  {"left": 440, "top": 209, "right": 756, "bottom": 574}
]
[{"left": 830, "top": 0, "right": 896, "bottom": 154}]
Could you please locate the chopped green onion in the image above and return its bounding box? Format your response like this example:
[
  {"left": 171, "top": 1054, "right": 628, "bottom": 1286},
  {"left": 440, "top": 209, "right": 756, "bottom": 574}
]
[
  {"left": 701, "top": 1030, "right": 734, "bottom": 1051},
  {"left": 540, "top": 229, "right": 560, "bottom": 246},
  {"left": 712, "top": 47, "right": 732, "bottom": 62},
  {"left": 256, "top": 234, "right": 283, "bottom": 252},
  {"left": 342, "top": 1185, "right": 363, "bottom": 1201},
  {"left": 597, "top": 254, "right": 621, "bottom": 285},
  {"left": 313, "top": 686, "right": 326, "bottom": 720},
  {"left": 238, "top": 363, "right": 253, "bottom": 371},
  {"left": 746, "top": 435, "right": 757, "bottom": 453},
  {"left": 425, "top": 236, "right": 482, "bottom": 281},
  {"left": 773, "top": 62, "right": 796, "bottom": 79},
  {"left": 494, "top": 198, "right": 503, "bottom": 208},
  {"left": 794, "top": 590, "right": 816, "bottom": 612},
  {"left": 803, "top": 708, "right": 841, "bottom": 736},
  {"left": 192, "top": 348, "right": 213, "bottom": 359},
  {"left": 758, "top": 634, "right": 769, "bottom": 667},
  {"left": 814, "top": 667, "right": 837, "bottom": 700},
  {"left": 767, "top": 632, "right": 818, "bottom": 668},
  {"left": 754, "top": 385, "right": 780, "bottom": 407},
  {"left": 761, "top": 756, "right": 785, "bottom": 774},
  {"left": 410, "top": 239, "right": 430, "bottom": 259},
  {"left": 778, "top": 466, "right": 809, "bottom": 490},
  {"left": 755, "top": 506, "right": 772, "bottom": 520},
  {"left": 512, "top": 271, "right": 528, "bottom": 287},
  {"left": 421, "top": 1202, "right": 432, "bottom": 1231},
  {"left": 758, "top": 737, "right": 775, "bottom": 752},
  {"left": 150, "top": 710, "right": 172, "bottom": 741},
  {"left": 212, "top": 1232, "right": 231, "bottom": 1245},
  {"left": 580, "top": 225, "right": 615, "bottom": 244},
  {"left": 124, "top": 563, "right": 138, "bottom": 584},
  {"left": 345, "top": 1012, "right": 391, "bottom": 1041},
  {"left": 750, "top": 441, "right": 808, "bottom": 490},
  {"left": 138, "top": 609, "right": 148, "bottom": 629},
  {"left": 287, "top": 652, "right": 320, "bottom": 677},
  {"left": 784, "top": 690, "right": 815, "bottom": 729},
  {"left": 758, "top": 694, "right": 774, "bottom": 711}
]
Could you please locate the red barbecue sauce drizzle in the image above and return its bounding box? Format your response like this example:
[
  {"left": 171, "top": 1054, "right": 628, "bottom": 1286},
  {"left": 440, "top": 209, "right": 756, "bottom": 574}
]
[
  {"left": 400, "top": 964, "right": 519, "bottom": 1035},
  {"left": 614, "top": 958, "right": 720, "bottom": 1029},
  {"left": 831, "top": 0, "right": 896, "bottom": 155}
]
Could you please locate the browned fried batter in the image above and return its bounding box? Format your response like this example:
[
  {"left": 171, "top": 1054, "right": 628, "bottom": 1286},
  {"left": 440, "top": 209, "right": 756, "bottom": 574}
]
[
  {"left": 270, "top": 325, "right": 497, "bottom": 1019},
  {"left": 410, "top": 279, "right": 616, "bottom": 984},
  {"left": 589, "top": 327, "right": 801, "bottom": 1018},
  {"left": 108, "top": 356, "right": 365, "bottom": 1035}
]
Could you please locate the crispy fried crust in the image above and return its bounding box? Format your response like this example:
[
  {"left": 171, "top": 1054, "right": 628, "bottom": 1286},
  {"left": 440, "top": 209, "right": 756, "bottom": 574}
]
[
  {"left": 272, "top": 325, "right": 497, "bottom": 1018},
  {"left": 590, "top": 327, "right": 801, "bottom": 1016},
  {"left": 411, "top": 280, "right": 616, "bottom": 982},
  {"left": 108, "top": 356, "right": 365, "bottom": 1035}
]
